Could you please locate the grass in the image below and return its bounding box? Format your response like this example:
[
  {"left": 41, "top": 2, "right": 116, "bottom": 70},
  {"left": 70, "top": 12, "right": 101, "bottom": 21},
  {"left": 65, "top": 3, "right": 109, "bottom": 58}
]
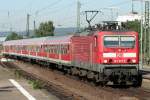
[
  {"left": 14, "top": 70, "right": 22, "bottom": 79},
  {"left": 28, "top": 80, "right": 42, "bottom": 89},
  {"left": 14, "top": 69, "right": 42, "bottom": 89}
]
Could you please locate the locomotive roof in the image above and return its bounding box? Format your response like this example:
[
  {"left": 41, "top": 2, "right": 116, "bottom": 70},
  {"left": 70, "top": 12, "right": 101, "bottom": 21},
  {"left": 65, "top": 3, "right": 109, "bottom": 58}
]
[{"left": 3, "top": 35, "right": 73, "bottom": 46}]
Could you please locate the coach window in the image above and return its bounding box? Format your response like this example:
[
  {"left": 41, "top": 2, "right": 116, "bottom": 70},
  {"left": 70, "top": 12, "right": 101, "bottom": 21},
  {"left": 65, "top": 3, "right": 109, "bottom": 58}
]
[
  {"left": 45, "top": 45, "right": 47, "bottom": 52},
  {"left": 26, "top": 46, "right": 27, "bottom": 51},
  {"left": 15, "top": 46, "right": 17, "bottom": 51},
  {"left": 46, "top": 45, "right": 48, "bottom": 52},
  {"left": 53, "top": 45, "right": 55, "bottom": 53},
  {"left": 44, "top": 45, "right": 46, "bottom": 52},
  {"left": 50, "top": 45, "right": 52, "bottom": 53},
  {"left": 39, "top": 46, "right": 41, "bottom": 52},
  {"left": 41, "top": 45, "right": 42, "bottom": 50},
  {"left": 67, "top": 45, "right": 69, "bottom": 53},
  {"left": 28, "top": 46, "right": 29, "bottom": 51},
  {"left": 18, "top": 46, "right": 20, "bottom": 51},
  {"left": 31, "top": 46, "right": 33, "bottom": 51},
  {"left": 66, "top": 45, "right": 68, "bottom": 54},
  {"left": 53, "top": 45, "right": 56, "bottom": 54},
  {"left": 54, "top": 45, "right": 56, "bottom": 54},
  {"left": 48, "top": 45, "right": 51, "bottom": 53},
  {"left": 28, "top": 46, "right": 30, "bottom": 51},
  {"left": 65, "top": 45, "right": 67, "bottom": 54},
  {"left": 64, "top": 45, "right": 66, "bottom": 54},
  {"left": 17, "top": 46, "right": 19, "bottom": 51},
  {"left": 63, "top": 45, "right": 65, "bottom": 54},
  {"left": 58, "top": 45, "right": 60, "bottom": 54},
  {"left": 48, "top": 45, "right": 50, "bottom": 52},
  {"left": 38, "top": 46, "right": 40, "bottom": 52},
  {"left": 36, "top": 46, "right": 38, "bottom": 52},
  {"left": 51, "top": 45, "right": 53, "bottom": 54},
  {"left": 54, "top": 45, "right": 56, "bottom": 53},
  {"left": 61, "top": 45, "right": 64, "bottom": 54},
  {"left": 23, "top": 46, "right": 26, "bottom": 50},
  {"left": 36, "top": 46, "right": 37, "bottom": 52},
  {"left": 48, "top": 45, "right": 50, "bottom": 53},
  {"left": 52, "top": 45, "right": 54, "bottom": 54},
  {"left": 47, "top": 45, "right": 49, "bottom": 53},
  {"left": 55, "top": 45, "right": 57, "bottom": 54},
  {"left": 31, "top": 46, "right": 33, "bottom": 52},
  {"left": 60, "top": 45, "right": 62, "bottom": 54},
  {"left": 56, "top": 45, "right": 58, "bottom": 54},
  {"left": 33, "top": 46, "right": 35, "bottom": 52},
  {"left": 30, "top": 46, "right": 31, "bottom": 51}
]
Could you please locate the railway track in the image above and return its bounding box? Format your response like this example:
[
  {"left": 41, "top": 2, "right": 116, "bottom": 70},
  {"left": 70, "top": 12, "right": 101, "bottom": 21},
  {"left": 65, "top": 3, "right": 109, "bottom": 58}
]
[{"left": 1, "top": 60, "right": 150, "bottom": 100}]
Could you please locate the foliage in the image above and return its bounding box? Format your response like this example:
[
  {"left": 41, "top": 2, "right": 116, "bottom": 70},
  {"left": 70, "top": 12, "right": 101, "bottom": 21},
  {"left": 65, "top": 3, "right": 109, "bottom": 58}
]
[
  {"left": 28, "top": 80, "right": 42, "bottom": 89},
  {"left": 122, "top": 20, "right": 141, "bottom": 34},
  {"left": 6, "top": 32, "right": 23, "bottom": 41},
  {"left": 15, "top": 70, "right": 42, "bottom": 90},
  {"left": 35, "top": 21, "right": 55, "bottom": 37},
  {"left": 14, "top": 70, "right": 22, "bottom": 79}
]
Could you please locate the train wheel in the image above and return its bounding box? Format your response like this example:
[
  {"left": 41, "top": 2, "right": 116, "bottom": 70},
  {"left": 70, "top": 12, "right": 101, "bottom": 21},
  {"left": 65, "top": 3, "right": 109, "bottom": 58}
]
[
  {"left": 113, "top": 81, "right": 119, "bottom": 85},
  {"left": 94, "top": 82, "right": 100, "bottom": 86},
  {"left": 98, "top": 81, "right": 107, "bottom": 87},
  {"left": 133, "top": 72, "right": 142, "bottom": 87},
  {"left": 67, "top": 68, "right": 71, "bottom": 75},
  {"left": 137, "top": 72, "right": 142, "bottom": 87},
  {"left": 120, "top": 81, "right": 126, "bottom": 86}
]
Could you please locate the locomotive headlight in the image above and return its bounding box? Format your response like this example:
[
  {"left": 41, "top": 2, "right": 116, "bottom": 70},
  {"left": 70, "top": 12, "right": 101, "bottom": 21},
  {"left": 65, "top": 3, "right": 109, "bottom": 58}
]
[
  {"left": 109, "top": 59, "right": 113, "bottom": 63},
  {"left": 127, "top": 59, "right": 131, "bottom": 63},
  {"left": 104, "top": 60, "right": 108, "bottom": 63},
  {"left": 132, "top": 59, "right": 136, "bottom": 63}
]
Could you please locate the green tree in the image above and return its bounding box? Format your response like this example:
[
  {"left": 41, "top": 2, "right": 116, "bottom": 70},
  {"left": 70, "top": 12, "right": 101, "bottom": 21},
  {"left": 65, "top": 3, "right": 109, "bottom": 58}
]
[
  {"left": 6, "top": 32, "right": 23, "bottom": 41},
  {"left": 35, "top": 21, "right": 55, "bottom": 37},
  {"left": 122, "top": 20, "right": 141, "bottom": 33}
]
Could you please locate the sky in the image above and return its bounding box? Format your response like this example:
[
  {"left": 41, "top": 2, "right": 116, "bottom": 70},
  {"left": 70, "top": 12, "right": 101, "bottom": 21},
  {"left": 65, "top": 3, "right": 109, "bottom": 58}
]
[{"left": 0, "top": 0, "right": 142, "bottom": 32}]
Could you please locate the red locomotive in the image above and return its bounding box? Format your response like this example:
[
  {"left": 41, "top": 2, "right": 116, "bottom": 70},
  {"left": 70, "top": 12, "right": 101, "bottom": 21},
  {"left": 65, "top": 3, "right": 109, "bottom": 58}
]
[{"left": 2, "top": 21, "right": 142, "bottom": 87}]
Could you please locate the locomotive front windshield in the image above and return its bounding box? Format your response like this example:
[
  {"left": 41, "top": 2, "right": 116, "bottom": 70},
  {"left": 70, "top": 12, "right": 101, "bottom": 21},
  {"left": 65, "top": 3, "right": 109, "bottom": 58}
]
[{"left": 104, "top": 36, "right": 135, "bottom": 48}]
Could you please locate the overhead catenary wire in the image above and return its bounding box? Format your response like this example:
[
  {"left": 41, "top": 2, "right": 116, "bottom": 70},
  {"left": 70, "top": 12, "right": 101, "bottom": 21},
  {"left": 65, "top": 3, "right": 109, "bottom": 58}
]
[
  {"left": 34, "top": 0, "right": 63, "bottom": 15},
  {"left": 37, "top": 1, "right": 75, "bottom": 17},
  {"left": 2, "top": 0, "right": 142, "bottom": 32},
  {"left": 109, "top": 0, "right": 131, "bottom": 7}
]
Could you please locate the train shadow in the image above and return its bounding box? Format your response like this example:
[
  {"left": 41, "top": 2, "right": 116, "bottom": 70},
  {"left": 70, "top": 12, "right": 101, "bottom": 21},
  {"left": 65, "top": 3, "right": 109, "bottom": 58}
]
[
  {"left": 106, "top": 84, "right": 131, "bottom": 89},
  {"left": 142, "top": 71, "right": 150, "bottom": 75}
]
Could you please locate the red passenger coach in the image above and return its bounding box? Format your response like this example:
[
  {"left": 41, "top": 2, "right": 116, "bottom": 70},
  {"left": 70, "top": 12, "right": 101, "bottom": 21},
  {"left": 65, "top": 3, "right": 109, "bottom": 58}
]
[
  {"left": 2, "top": 30, "right": 142, "bottom": 87},
  {"left": 3, "top": 36, "right": 72, "bottom": 64}
]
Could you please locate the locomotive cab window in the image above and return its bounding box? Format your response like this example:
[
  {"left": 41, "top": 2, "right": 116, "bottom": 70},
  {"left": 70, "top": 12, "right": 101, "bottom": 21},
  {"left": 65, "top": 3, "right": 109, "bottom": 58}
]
[
  {"left": 104, "top": 36, "right": 135, "bottom": 48},
  {"left": 120, "top": 36, "right": 135, "bottom": 48},
  {"left": 104, "top": 36, "right": 119, "bottom": 47}
]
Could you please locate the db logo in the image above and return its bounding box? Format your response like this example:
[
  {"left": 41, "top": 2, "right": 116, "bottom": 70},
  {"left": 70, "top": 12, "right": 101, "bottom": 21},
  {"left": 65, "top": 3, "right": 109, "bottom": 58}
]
[{"left": 116, "top": 53, "right": 123, "bottom": 57}]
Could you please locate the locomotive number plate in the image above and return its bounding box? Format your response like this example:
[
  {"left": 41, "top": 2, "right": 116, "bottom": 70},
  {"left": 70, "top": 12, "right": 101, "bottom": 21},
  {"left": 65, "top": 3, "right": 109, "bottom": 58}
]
[{"left": 116, "top": 53, "right": 123, "bottom": 57}]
